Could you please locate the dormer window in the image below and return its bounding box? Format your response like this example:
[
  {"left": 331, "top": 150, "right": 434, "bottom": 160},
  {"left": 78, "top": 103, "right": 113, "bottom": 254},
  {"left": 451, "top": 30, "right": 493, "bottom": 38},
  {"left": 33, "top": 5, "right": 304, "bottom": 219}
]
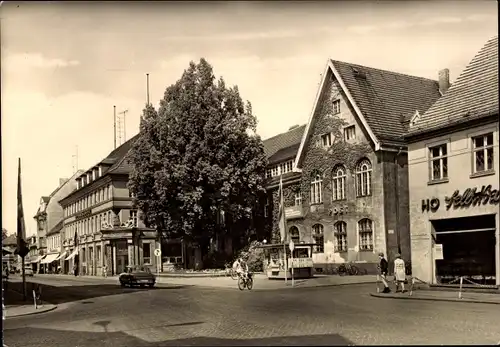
[
  {"left": 410, "top": 110, "right": 420, "bottom": 128},
  {"left": 77, "top": 180, "right": 81, "bottom": 189},
  {"left": 92, "top": 170, "right": 96, "bottom": 180},
  {"left": 98, "top": 166, "right": 102, "bottom": 177}
]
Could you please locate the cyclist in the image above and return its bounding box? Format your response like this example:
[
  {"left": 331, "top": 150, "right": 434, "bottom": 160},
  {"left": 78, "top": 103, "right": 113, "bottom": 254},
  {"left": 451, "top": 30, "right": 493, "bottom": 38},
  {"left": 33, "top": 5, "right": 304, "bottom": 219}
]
[{"left": 235, "top": 258, "right": 249, "bottom": 281}]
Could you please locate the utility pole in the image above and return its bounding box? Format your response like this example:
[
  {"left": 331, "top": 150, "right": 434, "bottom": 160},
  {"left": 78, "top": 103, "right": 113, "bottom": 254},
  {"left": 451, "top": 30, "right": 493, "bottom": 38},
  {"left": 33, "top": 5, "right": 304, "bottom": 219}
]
[
  {"left": 118, "top": 110, "right": 128, "bottom": 143},
  {"left": 113, "top": 105, "right": 117, "bottom": 149},
  {"left": 146, "top": 73, "right": 150, "bottom": 105}
]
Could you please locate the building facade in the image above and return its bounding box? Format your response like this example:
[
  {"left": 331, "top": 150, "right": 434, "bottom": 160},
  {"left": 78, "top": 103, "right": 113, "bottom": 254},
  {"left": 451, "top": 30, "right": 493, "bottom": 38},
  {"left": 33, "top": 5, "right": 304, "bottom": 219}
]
[
  {"left": 263, "top": 59, "right": 443, "bottom": 273},
  {"left": 34, "top": 174, "right": 82, "bottom": 272},
  {"left": 405, "top": 37, "right": 499, "bottom": 286},
  {"left": 58, "top": 138, "right": 179, "bottom": 276}
]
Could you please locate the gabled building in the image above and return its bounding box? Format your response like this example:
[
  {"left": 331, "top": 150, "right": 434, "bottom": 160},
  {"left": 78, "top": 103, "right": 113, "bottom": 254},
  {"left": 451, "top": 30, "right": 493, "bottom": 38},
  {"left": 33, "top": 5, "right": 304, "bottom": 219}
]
[
  {"left": 263, "top": 59, "right": 443, "bottom": 273},
  {"left": 404, "top": 37, "right": 499, "bottom": 285},
  {"left": 34, "top": 172, "right": 83, "bottom": 273},
  {"left": 58, "top": 137, "right": 170, "bottom": 276}
]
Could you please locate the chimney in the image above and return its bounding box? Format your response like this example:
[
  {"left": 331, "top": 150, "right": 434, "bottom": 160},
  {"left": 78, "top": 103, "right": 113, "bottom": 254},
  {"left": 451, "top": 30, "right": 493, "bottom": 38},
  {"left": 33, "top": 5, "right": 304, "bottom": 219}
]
[
  {"left": 438, "top": 68, "right": 450, "bottom": 95},
  {"left": 59, "top": 178, "right": 68, "bottom": 187}
]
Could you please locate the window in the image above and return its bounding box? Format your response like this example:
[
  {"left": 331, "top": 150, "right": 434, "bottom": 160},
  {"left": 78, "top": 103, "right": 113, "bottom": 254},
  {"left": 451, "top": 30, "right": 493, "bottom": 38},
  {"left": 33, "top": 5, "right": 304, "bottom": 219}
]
[
  {"left": 310, "top": 173, "right": 323, "bottom": 204},
  {"left": 429, "top": 143, "right": 448, "bottom": 181},
  {"left": 98, "top": 166, "right": 103, "bottom": 177},
  {"left": 332, "top": 165, "right": 346, "bottom": 201},
  {"left": 92, "top": 170, "right": 96, "bottom": 181},
  {"left": 266, "top": 169, "right": 272, "bottom": 178},
  {"left": 332, "top": 99, "right": 341, "bottom": 114},
  {"left": 96, "top": 245, "right": 101, "bottom": 264},
  {"left": 356, "top": 159, "right": 372, "bottom": 197},
  {"left": 294, "top": 193, "right": 302, "bottom": 206},
  {"left": 358, "top": 219, "right": 374, "bottom": 251},
  {"left": 312, "top": 224, "right": 324, "bottom": 253},
  {"left": 334, "top": 222, "right": 347, "bottom": 252},
  {"left": 289, "top": 226, "right": 300, "bottom": 244},
  {"left": 279, "top": 160, "right": 293, "bottom": 175},
  {"left": 344, "top": 126, "right": 356, "bottom": 141},
  {"left": 321, "top": 133, "right": 333, "bottom": 147},
  {"left": 130, "top": 210, "right": 138, "bottom": 227},
  {"left": 472, "top": 133, "right": 494, "bottom": 174},
  {"left": 264, "top": 198, "right": 269, "bottom": 218},
  {"left": 143, "top": 243, "right": 151, "bottom": 264},
  {"left": 108, "top": 184, "right": 113, "bottom": 199}
]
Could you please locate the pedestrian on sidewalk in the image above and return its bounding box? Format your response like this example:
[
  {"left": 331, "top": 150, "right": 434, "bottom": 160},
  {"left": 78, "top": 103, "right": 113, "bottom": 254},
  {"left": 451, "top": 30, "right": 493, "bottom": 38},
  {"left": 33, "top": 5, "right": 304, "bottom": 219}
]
[
  {"left": 73, "top": 264, "right": 79, "bottom": 277},
  {"left": 393, "top": 253, "right": 406, "bottom": 293},
  {"left": 103, "top": 264, "right": 107, "bottom": 278},
  {"left": 378, "top": 252, "right": 391, "bottom": 293}
]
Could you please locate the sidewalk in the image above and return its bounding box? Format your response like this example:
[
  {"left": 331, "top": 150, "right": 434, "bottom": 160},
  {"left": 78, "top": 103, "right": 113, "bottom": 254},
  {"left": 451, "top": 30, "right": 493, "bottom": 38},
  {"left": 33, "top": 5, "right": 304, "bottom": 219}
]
[
  {"left": 370, "top": 289, "right": 500, "bottom": 305},
  {"left": 4, "top": 287, "right": 57, "bottom": 318}
]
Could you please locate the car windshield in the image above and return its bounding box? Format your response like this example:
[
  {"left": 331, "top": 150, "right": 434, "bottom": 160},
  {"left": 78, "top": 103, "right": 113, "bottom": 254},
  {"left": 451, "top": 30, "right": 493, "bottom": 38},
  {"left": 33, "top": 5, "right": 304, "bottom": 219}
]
[{"left": 128, "top": 266, "right": 151, "bottom": 273}]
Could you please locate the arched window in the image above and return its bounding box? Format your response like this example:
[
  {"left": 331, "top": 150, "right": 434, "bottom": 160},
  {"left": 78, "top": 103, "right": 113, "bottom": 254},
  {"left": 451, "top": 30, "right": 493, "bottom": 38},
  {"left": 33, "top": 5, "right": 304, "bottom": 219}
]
[
  {"left": 356, "top": 159, "right": 372, "bottom": 197},
  {"left": 358, "top": 218, "right": 374, "bottom": 251},
  {"left": 310, "top": 172, "right": 323, "bottom": 204},
  {"left": 332, "top": 165, "right": 347, "bottom": 201},
  {"left": 334, "top": 221, "right": 347, "bottom": 252},
  {"left": 312, "top": 224, "right": 324, "bottom": 253},
  {"left": 289, "top": 226, "right": 300, "bottom": 244}
]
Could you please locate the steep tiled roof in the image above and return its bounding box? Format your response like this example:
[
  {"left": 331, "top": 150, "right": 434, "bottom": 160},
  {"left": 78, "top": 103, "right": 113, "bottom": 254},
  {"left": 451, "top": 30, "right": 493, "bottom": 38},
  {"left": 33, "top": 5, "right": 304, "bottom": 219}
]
[
  {"left": 107, "top": 134, "right": 140, "bottom": 175},
  {"left": 263, "top": 125, "right": 306, "bottom": 159},
  {"left": 46, "top": 220, "right": 64, "bottom": 236},
  {"left": 268, "top": 143, "right": 300, "bottom": 165},
  {"left": 406, "top": 36, "right": 498, "bottom": 137},
  {"left": 3, "top": 234, "right": 17, "bottom": 246},
  {"left": 331, "top": 60, "right": 442, "bottom": 142}
]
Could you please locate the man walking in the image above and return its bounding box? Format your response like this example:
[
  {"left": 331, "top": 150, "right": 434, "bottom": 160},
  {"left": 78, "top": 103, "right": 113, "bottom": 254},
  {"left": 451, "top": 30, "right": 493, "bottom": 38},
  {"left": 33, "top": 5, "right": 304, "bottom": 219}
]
[
  {"left": 394, "top": 253, "right": 406, "bottom": 293},
  {"left": 378, "top": 252, "right": 391, "bottom": 293}
]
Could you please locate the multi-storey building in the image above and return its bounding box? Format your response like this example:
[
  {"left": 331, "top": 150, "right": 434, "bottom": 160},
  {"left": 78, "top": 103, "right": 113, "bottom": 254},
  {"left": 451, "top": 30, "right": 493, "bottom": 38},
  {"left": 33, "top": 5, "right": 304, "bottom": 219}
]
[
  {"left": 41, "top": 222, "right": 63, "bottom": 272},
  {"left": 58, "top": 137, "right": 171, "bottom": 276},
  {"left": 405, "top": 37, "right": 499, "bottom": 285},
  {"left": 34, "top": 172, "right": 82, "bottom": 273},
  {"left": 263, "top": 59, "right": 443, "bottom": 273}
]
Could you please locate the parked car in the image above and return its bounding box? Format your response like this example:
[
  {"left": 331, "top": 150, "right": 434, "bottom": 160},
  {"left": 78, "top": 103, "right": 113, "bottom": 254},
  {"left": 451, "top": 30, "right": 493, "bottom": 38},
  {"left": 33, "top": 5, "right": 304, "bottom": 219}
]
[{"left": 119, "top": 265, "right": 156, "bottom": 288}]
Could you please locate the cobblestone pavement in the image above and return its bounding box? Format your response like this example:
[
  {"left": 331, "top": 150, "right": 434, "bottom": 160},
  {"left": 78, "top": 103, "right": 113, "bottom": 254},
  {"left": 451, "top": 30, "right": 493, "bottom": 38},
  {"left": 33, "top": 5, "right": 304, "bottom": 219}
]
[{"left": 4, "top": 276, "right": 500, "bottom": 346}]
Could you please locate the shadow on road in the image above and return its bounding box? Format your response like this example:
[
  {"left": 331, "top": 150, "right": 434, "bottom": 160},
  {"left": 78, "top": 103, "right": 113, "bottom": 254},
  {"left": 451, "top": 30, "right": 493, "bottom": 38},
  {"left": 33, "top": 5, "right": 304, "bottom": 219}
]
[
  {"left": 6, "top": 281, "right": 185, "bottom": 305},
  {"left": 4, "top": 327, "right": 354, "bottom": 347}
]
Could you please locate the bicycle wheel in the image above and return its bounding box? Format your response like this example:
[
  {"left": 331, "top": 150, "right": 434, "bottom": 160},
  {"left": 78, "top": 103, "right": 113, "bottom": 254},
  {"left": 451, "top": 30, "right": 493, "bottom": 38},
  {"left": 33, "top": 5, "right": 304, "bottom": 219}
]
[
  {"left": 350, "top": 265, "right": 360, "bottom": 276},
  {"left": 246, "top": 278, "right": 253, "bottom": 290},
  {"left": 237, "top": 277, "right": 245, "bottom": 291},
  {"left": 231, "top": 269, "right": 238, "bottom": 280},
  {"left": 337, "top": 265, "right": 347, "bottom": 276}
]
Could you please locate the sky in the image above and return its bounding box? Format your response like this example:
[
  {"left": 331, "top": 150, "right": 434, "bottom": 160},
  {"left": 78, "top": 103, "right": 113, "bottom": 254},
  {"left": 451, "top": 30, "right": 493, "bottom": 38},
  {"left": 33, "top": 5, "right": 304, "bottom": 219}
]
[{"left": 1, "top": 0, "right": 497, "bottom": 237}]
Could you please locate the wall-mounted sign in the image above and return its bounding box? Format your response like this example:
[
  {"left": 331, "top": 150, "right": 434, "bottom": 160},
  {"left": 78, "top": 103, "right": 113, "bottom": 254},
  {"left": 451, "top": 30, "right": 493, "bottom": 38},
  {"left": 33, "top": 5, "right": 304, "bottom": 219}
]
[
  {"left": 445, "top": 185, "right": 500, "bottom": 210},
  {"left": 422, "top": 185, "right": 499, "bottom": 213},
  {"left": 328, "top": 205, "right": 349, "bottom": 216},
  {"left": 433, "top": 244, "right": 443, "bottom": 260},
  {"left": 75, "top": 209, "right": 92, "bottom": 221},
  {"left": 288, "top": 258, "right": 313, "bottom": 269}
]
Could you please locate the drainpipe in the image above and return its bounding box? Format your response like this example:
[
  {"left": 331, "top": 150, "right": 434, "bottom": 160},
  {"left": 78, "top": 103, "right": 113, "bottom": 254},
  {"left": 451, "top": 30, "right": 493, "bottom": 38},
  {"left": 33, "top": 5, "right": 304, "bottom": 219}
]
[{"left": 394, "top": 147, "right": 403, "bottom": 256}]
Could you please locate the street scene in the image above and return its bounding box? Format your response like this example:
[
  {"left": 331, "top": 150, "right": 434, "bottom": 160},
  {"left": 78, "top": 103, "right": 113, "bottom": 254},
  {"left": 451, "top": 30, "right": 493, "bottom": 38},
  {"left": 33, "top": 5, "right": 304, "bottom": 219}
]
[{"left": 2, "top": 1, "right": 500, "bottom": 346}]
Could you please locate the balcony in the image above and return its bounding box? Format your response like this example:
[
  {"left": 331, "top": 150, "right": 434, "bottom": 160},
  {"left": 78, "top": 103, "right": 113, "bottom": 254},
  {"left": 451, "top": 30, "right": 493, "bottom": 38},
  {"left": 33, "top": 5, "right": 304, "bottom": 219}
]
[{"left": 285, "top": 205, "right": 304, "bottom": 220}]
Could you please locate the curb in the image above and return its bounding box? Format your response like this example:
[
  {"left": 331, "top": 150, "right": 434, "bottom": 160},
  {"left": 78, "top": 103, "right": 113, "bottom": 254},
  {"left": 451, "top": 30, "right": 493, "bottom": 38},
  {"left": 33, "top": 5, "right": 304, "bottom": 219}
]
[
  {"left": 6, "top": 304, "right": 58, "bottom": 319},
  {"left": 369, "top": 292, "right": 500, "bottom": 305}
]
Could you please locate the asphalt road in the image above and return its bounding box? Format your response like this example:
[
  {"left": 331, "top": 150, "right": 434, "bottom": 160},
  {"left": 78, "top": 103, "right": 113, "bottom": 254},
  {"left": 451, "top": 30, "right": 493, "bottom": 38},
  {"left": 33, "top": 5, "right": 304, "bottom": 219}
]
[{"left": 4, "top": 276, "right": 500, "bottom": 346}]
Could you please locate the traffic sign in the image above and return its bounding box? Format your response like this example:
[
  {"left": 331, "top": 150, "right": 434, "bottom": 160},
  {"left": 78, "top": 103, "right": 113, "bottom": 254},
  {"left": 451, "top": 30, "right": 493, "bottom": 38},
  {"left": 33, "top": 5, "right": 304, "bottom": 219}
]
[
  {"left": 289, "top": 240, "right": 295, "bottom": 252},
  {"left": 154, "top": 249, "right": 161, "bottom": 257}
]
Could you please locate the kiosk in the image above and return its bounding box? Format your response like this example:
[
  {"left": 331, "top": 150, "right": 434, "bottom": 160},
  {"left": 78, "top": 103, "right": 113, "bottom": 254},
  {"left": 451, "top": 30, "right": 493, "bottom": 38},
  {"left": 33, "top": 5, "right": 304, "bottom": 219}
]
[{"left": 259, "top": 242, "right": 316, "bottom": 280}]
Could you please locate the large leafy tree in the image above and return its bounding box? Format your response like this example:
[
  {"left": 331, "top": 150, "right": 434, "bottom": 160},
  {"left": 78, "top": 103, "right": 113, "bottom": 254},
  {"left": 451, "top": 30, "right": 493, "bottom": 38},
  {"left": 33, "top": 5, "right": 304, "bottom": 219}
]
[{"left": 128, "top": 59, "right": 268, "bottom": 261}]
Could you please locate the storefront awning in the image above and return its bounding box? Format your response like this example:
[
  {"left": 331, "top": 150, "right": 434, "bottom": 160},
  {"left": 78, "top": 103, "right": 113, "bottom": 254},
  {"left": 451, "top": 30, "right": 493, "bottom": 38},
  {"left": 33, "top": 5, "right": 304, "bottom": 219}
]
[
  {"left": 65, "top": 249, "right": 78, "bottom": 261},
  {"left": 40, "top": 253, "right": 59, "bottom": 264},
  {"left": 55, "top": 252, "right": 67, "bottom": 261},
  {"left": 30, "top": 256, "right": 42, "bottom": 263}
]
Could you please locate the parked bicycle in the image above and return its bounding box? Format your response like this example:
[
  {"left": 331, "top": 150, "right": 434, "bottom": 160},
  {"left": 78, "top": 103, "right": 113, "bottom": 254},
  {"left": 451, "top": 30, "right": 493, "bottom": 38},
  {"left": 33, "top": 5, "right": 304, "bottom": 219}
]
[
  {"left": 237, "top": 272, "right": 253, "bottom": 291},
  {"left": 337, "top": 263, "right": 366, "bottom": 276},
  {"left": 225, "top": 263, "right": 239, "bottom": 280}
]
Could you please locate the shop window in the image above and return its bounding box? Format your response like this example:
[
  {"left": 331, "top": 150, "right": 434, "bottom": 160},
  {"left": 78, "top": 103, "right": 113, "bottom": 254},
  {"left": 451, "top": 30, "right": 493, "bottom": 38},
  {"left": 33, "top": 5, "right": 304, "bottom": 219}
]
[
  {"left": 312, "top": 224, "right": 324, "bottom": 253},
  {"left": 472, "top": 133, "right": 494, "bottom": 174},
  {"left": 429, "top": 143, "right": 448, "bottom": 181},
  {"left": 334, "top": 221, "right": 347, "bottom": 252},
  {"left": 356, "top": 159, "right": 372, "bottom": 197},
  {"left": 358, "top": 218, "right": 374, "bottom": 251},
  {"left": 332, "top": 165, "right": 347, "bottom": 201},
  {"left": 143, "top": 243, "right": 151, "bottom": 265},
  {"left": 289, "top": 226, "right": 300, "bottom": 244},
  {"left": 310, "top": 172, "right": 323, "bottom": 204}
]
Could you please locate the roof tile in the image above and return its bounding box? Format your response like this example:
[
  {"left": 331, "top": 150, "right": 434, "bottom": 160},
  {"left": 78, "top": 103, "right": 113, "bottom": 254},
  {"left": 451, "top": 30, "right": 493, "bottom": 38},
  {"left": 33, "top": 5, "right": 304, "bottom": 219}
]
[
  {"left": 407, "top": 36, "right": 498, "bottom": 135},
  {"left": 263, "top": 125, "right": 306, "bottom": 159}
]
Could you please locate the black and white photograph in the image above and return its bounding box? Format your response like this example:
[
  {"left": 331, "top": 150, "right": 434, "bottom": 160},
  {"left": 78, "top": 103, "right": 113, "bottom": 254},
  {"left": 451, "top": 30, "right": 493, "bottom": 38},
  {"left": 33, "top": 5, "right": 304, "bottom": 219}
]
[{"left": 2, "top": 1, "right": 499, "bottom": 346}]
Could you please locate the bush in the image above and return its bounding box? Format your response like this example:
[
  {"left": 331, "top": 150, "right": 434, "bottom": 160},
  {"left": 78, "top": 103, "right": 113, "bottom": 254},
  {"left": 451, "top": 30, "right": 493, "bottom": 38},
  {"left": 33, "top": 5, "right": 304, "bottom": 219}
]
[{"left": 235, "top": 240, "right": 264, "bottom": 272}]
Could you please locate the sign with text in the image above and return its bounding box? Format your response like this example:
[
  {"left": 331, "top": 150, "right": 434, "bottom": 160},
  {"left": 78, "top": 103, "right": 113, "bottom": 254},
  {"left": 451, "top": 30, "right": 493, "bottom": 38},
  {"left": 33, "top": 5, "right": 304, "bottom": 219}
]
[
  {"left": 422, "top": 185, "right": 499, "bottom": 213},
  {"left": 288, "top": 258, "right": 313, "bottom": 269},
  {"left": 433, "top": 244, "right": 444, "bottom": 260},
  {"left": 75, "top": 209, "right": 92, "bottom": 221}
]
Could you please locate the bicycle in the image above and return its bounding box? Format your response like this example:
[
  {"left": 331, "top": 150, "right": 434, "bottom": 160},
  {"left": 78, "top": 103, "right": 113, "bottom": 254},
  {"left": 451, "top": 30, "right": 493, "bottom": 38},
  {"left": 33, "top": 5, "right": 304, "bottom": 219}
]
[
  {"left": 225, "top": 263, "right": 239, "bottom": 280},
  {"left": 337, "top": 263, "right": 360, "bottom": 276},
  {"left": 237, "top": 272, "right": 253, "bottom": 291}
]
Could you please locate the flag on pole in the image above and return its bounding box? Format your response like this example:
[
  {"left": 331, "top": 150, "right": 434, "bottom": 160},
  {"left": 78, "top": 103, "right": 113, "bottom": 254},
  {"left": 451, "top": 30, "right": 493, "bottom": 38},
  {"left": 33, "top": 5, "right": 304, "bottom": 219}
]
[
  {"left": 15, "top": 158, "right": 28, "bottom": 257},
  {"left": 278, "top": 174, "right": 287, "bottom": 243}
]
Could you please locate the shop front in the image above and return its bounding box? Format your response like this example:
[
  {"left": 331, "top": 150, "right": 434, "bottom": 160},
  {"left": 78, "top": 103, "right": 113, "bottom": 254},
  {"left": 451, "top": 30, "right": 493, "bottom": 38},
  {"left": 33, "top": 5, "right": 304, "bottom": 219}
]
[{"left": 411, "top": 185, "right": 500, "bottom": 286}]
